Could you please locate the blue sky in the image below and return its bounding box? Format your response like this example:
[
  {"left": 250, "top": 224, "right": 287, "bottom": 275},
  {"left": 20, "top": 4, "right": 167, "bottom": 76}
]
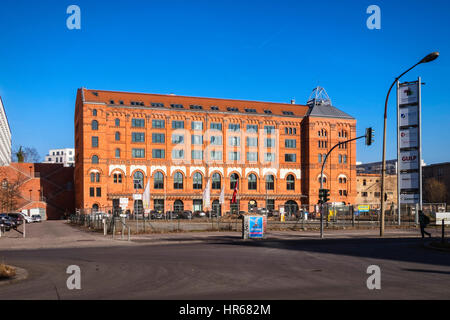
[{"left": 0, "top": 0, "right": 449, "bottom": 165}]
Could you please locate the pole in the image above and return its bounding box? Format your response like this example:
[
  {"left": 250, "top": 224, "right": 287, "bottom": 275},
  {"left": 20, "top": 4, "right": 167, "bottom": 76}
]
[{"left": 442, "top": 219, "right": 445, "bottom": 244}]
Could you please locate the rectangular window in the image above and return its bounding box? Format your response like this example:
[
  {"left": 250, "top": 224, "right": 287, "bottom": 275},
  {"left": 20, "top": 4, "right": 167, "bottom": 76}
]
[
  {"left": 228, "top": 123, "right": 240, "bottom": 132},
  {"left": 285, "top": 139, "right": 296, "bottom": 148},
  {"left": 285, "top": 154, "right": 297, "bottom": 162},
  {"left": 152, "top": 149, "right": 165, "bottom": 159},
  {"left": 228, "top": 136, "right": 240, "bottom": 146},
  {"left": 152, "top": 133, "right": 165, "bottom": 143},
  {"left": 264, "top": 138, "right": 276, "bottom": 148},
  {"left": 246, "top": 137, "right": 258, "bottom": 147},
  {"left": 191, "top": 135, "right": 203, "bottom": 145},
  {"left": 247, "top": 152, "right": 258, "bottom": 162},
  {"left": 246, "top": 124, "right": 258, "bottom": 133},
  {"left": 264, "top": 125, "right": 275, "bottom": 134},
  {"left": 132, "top": 148, "right": 145, "bottom": 158},
  {"left": 210, "top": 150, "right": 222, "bottom": 160},
  {"left": 96, "top": 187, "right": 101, "bottom": 197},
  {"left": 362, "top": 192, "right": 368, "bottom": 197},
  {"left": 192, "top": 150, "right": 203, "bottom": 160},
  {"left": 210, "top": 122, "right": 222, "bottom": 131},
  {"left": 152, "top": 119, "right": 165, "bottom": 128},
  {"left": 229, "top": 152, "right": 240, "bottom": 161},
  {"left": 132, "top": 118, "right": 145, "bottom": 128},
  {"left": 210, "top": 135, "right": 222, "bottom": 145},
  {"left": 172, "top": 149, "right": 184, "bottom": 159},
  {"left": 172, "top": 134, "right": 184, "bottom": 144},
  {"left": 151, "top": 102, "right": 164, "bottom": 108},
  {"left": 92, "top": 136, "right": 98, "bottom": 148},
  {"left": 132, "top": 132, "right": 145, "bottom": 142},
  {"left": 172, "top": 120, "right": 184, "bottom": 129},
  {"left": 191, "top": 121, "right": 203, "bottom": 130},
  {"left": 264, "top": 153, "right": 275, "bottom": 162},
  {"left": 89, "top": 187, "right": 94, "bottom": 197}
]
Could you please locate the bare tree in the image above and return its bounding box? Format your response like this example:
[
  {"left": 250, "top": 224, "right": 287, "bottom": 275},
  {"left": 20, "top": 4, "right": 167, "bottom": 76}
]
[
  {"left": 423, "top": 178, "right": 447, "bottom": 203},
  {"left": 0, "top": 168, "right": 27, "bottom": 212},
  {"left": 11, "top": 146, "right": 41, "bottom": 163}
]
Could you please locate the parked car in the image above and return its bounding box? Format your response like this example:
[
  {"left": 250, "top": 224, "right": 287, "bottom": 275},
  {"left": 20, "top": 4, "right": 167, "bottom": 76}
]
[
  {"left": 165, "top": 211, "right": 178, "bottom": 219},
  {"left": 0, "top": 214, "right": 16, "bottom": 230},
  {"left": 3, "top": 213, "right": 23, "bottom": 226},
  {"left": 193, "top": 210, "right": 207, "bottom": 218},
  {"left": 179, "top": 210, "right": 192, "bottom": 219},
  {"left": 31, "top": 215, "right": 42, "bottom": 223},
  {"left": 19, "top": 213, "right": 33, "bottom": 223},
  {"left": 150, "top": 210, "right": 163, "bottom": 219}
]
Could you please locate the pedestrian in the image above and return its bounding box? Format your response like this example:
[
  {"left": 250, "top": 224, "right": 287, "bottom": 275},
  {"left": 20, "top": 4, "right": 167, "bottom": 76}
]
[{"left": 418, "top": 210, "right": 431, "bottom": 238}]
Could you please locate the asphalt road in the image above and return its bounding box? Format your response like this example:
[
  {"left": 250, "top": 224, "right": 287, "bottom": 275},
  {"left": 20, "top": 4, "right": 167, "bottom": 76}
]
[{"left": 0, "top": 221, "right": 449, "bottom": 299}]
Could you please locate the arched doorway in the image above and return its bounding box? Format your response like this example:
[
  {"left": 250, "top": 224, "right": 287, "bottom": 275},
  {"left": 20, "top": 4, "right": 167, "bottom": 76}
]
[
  {"left": 248, "top": 200, "right": 257, "bottom": 213},
  {"left": 92, "top": 204, "right": 99, "bottom": 213},
  {"left": 212, "top": 200, "right": 221, "bottom": 217},
  {"left": 174, "top": 200, "right": 184, "bottom": 212},
  {"left": 284, "top": 200, "right": 299, "bottom": 215},
  {"left": 230, "top": 199, "right": 240, "bottom": 214}
]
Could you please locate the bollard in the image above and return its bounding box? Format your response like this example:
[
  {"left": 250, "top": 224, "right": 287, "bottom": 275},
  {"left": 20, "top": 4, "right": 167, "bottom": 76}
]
[
  {"left": 128, "top": 226, "right": 131, "bottom": 241},
  {"left": 103, "top": 218, "right": 107, "bottom": 236},
  {"left": 442, "top": 219, "right": 445, "bottom": 244}
]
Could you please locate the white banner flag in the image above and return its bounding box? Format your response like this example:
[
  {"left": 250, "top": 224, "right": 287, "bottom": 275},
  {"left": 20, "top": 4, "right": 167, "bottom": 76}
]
[
  {"left": 203, "top": 178, "right": 211, "bottom": 209},
  {"left": 219, "top": 185, "right": 225, "bottom": 204},
  {"left": 143, "top": 180, "right": 151, "bottom": 211}
]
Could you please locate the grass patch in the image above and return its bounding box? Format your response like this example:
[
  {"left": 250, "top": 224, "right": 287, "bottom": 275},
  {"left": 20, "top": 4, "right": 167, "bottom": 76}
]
[{"left": 0, "top": 264, "right": 16, "bottom": 280}]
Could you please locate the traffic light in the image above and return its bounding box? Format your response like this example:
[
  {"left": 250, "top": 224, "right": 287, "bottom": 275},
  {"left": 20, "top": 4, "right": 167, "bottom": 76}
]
[
  {"left": 324, "top": 189, "right": 330, "bottom": 203},
  {"left": 319, "top": 189, "right": 330, "bottom": 204},
  {"left": 365, "top": 127, "right": 374, "bottom": 146}
]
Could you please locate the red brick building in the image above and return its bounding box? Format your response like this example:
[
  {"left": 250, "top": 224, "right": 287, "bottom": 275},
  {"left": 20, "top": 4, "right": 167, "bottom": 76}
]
[
  {"left": 0, "top": 163, "right": 75, "bottom": 220},
  {"left": 74, "top": 87, "right": 356, "bottom": 215}
]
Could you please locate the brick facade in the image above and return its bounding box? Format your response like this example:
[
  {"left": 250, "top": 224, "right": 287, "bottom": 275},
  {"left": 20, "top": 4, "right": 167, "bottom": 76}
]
[
  {"left": 75, "top": 88, "right": 356, "bottom": 214},
  {"left": 0, "top": 163, "right": 75, "bottom": 219}
]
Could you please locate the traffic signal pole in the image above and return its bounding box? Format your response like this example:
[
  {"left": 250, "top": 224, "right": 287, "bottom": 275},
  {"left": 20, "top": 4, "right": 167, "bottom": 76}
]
[{"left": 319, "top": 134, "right": 368, "bottom": 239}]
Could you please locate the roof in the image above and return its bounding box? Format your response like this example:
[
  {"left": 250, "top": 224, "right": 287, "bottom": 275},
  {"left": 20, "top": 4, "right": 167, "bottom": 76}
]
[
  {"left": 306, "top": 103, "right": 355, "bottom": 120},
  {"left": 81, "top": 88, "right": 311, "bottom": 118}
]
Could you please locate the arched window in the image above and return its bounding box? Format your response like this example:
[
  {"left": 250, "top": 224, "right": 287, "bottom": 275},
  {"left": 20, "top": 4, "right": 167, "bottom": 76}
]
[
  {"left": 174, "top": 200, "right": 184, "bottom": 212},
  {"left": 212, "top": 173, "right": 221, "bottom": 190},
  {"left": 115, "top": 118, "right": 120, "bottom": 127},
  {"left": 193, "top": 172, "right": 203, "bottom": 190},
  {"left": 91, "top": 155, "right": 99, "bottom": 164},
  {"left": 318, "top": 176, "right": 327, "bottom": 184},
  {"left": 230, "top": 173, "right": 239, "bottom": 190},
  {"left": 92, "top": 109, "right": 97, "bottom": 116},
  {"left": 174, "top": 172, "right": 183, "bottom": 189},
  {"left": 133, "top": 171, "right": 144, "bottom": 189},
  {"left": 248, "top": 174, "right": 257, "bottom": 190},
  {"left": 154, "top": 172, "right": 164, "bottom": 189},
  {"left": 90, "top": 173, "right": 95, "bottom": 182},
  {"left": 1, "top": 179, "right": 8, "bottom": 189},
  {"left": 115, "top": 132, "right": 120, "bottom": 141},
  {"left": 286, "top": 174, "right": 295, "bottom": 191},
  {"left": 113, "top": 173, "right": 122, "bottom": 184},
  {"left": 92, "top": 204, "right": 99, "bottom": 212},
  {"left": 91, "top": 120, "right": 98, "bottom": 130},
  {"left": 96, "top": 173, "right": 100, "bottom": 182},
  {"left": 318, "top": 154, "right": 322, "bottom": 163},
  {"left": 265, "top": 175, "right": 274, "bottom": 190},
  {"left": 115, "top": 148, "right": 120, "bottom": 158}
]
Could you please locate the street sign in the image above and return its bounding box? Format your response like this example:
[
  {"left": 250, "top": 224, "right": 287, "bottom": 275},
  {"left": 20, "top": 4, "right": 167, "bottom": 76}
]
[
  {"left": 399, "top": 193, "right": 420, "bottom": 204},
  {"left": 399, "top": 127, "right": 419, "bottom": 149},
  {"left": 242, "top": 215, "right": 267, "bottom": 239},
  {"left": 133, "top": 194, "right": 142, "bottom": 200},
  {"left": 399, "top": 150, "right": 419, "bottom": 170},
  {"left": 397, "top": 79, "right": 422, "bottom": 215},
  {"left": 358, "top": 205, "right": 370, "bottom": 212},
  {"left": 119, "top": 198, "right": 129, "bottom": 205},
  {"left": 433, "top": 212, "right": 450, "bottom": 225}
]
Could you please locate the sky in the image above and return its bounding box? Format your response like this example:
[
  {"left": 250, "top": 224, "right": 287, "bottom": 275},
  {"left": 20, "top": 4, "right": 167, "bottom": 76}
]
[{"left": 0, "top": 0, "right": 449, "bottom": 165}]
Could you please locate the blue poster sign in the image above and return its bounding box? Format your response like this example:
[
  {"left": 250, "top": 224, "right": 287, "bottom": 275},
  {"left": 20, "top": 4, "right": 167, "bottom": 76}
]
[{"left": 249, "top": 216, "right": 264, "bottom": 238}]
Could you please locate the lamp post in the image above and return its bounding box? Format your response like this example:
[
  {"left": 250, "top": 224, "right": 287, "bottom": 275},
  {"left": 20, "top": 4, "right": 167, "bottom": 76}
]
[{"left": 380, "top": 52, "right": 439, "bottom": 237}]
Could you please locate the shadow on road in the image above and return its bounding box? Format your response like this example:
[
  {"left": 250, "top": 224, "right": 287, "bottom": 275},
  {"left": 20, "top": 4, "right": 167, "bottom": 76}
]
[{"left": 213, "top": 237, "right": 450, "bottom": 268}]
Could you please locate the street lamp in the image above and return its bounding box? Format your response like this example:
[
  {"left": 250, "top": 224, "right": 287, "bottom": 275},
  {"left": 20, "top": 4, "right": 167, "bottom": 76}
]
[{"left": 380, "top": 52, "right": 439, "bottom": 237}]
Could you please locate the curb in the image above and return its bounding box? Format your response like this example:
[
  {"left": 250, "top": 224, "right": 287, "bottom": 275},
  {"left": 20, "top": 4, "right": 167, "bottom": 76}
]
[{"left": 0, "top": 266, "right": 28, "bottom": 286}]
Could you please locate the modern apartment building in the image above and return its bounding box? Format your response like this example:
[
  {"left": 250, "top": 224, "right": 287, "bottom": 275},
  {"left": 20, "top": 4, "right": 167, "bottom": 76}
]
[
  {"left": 44, "top": 148, "right": 75, "bottom": 167},
  {"left": 0, "top": 96, "right": 12, "bottom": 166},
  {"left": 74, "top": 87, "right": 357, "bottom": 215}
]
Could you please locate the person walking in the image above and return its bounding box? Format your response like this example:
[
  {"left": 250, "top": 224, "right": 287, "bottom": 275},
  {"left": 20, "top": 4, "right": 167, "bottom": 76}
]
[{"left": 419, "top": 210, "right": 432, "bottom": 238}]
